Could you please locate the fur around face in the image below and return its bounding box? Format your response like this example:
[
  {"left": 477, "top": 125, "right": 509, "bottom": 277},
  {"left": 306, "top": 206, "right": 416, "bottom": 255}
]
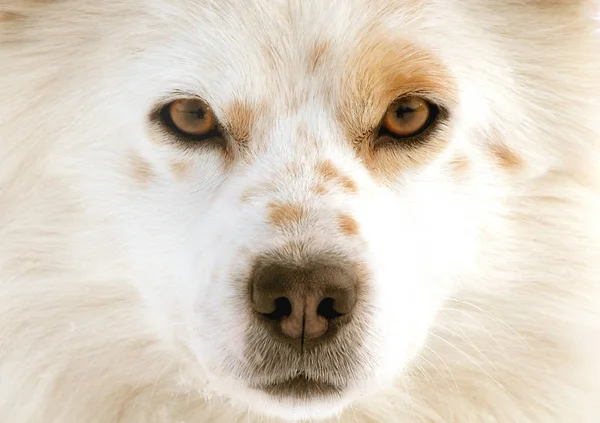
[{"left": 1, "top": 1, "right": 600, "bottom": 422}]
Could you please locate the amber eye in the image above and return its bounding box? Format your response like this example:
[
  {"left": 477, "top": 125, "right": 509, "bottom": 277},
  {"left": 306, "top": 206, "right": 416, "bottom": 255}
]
[
  {"left": 161, "top": 98, "right": 217, "bottom": 139},
  {"left": 381, "top": 96, "right": 437, "bottom": 139}
]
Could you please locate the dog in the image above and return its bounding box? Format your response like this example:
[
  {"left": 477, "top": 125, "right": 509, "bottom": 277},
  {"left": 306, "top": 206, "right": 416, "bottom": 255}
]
[{"left": 1, "top": 1, "right": 599, "bottom": 422}]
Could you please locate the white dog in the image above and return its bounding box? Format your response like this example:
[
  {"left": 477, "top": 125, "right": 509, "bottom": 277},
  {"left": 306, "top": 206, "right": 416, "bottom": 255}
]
[{"left": 1, "top": 1, "right": 599, "bottom": 422}]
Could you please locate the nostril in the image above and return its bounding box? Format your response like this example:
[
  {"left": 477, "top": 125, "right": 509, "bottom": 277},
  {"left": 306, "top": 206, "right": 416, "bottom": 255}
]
[
  {"left": 250, "top": 259, "right": 359, "bottom": 346},
  {"left": 317, "top": 297, "right": 343, "bottom": 320},
  {"left": 263, "top": 297, "right": 292, "bottom": 321}
]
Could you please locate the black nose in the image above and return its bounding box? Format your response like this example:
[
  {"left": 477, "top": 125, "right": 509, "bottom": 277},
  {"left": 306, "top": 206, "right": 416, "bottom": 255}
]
[{"left": 249, "top": 259, "right": 359, "bottom": 349}]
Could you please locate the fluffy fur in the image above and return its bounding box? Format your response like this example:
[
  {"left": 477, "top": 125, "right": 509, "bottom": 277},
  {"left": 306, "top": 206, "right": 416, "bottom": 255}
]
[{"left": 1, "top": 1, "right": 600, "bottom": 422}]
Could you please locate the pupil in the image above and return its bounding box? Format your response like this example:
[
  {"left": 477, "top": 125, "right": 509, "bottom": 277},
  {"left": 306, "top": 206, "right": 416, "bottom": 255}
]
[
  {"left": 396, "top": 106, "right": 414, "bottom": 120},
  {"left": 193, "top": 108, "right": 205, "bottom": 120}
]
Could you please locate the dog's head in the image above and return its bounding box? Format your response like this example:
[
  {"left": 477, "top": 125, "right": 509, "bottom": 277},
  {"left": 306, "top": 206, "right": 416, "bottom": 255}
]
[{"left": 1, "top": 0, "right": 598, "bottom": 421}]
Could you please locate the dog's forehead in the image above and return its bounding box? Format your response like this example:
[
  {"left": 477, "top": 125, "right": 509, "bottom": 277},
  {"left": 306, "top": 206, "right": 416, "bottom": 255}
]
[
  {"left": 181, "top": 0, "right": 422, "bottom": 42},
  {"left": 157, "top": 0, "right": 431, "bottom": 95},
  {"left": 151, "top": 0, "right": 454, "bottom": 136}
]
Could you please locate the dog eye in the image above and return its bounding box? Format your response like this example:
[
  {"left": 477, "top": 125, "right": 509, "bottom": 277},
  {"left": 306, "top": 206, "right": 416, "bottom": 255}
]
[
  {"left": 380, "top": 96, "right": 438, "bottom": 139},
  {"left": 160, "top": 98, "right": 217, "bottom": 139}
]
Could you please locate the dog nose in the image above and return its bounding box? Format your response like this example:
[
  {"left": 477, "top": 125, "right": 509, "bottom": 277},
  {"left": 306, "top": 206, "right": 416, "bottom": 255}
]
[{"left": 250, "top": 260, "right": 358, "bottom": 348}]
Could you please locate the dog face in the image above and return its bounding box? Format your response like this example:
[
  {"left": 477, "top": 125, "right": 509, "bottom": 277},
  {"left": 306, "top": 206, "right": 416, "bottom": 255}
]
[
  {"left": 1, "top": 0, "right": 598, "bottom": 421},
  {"left": 120, "top": 4, "right": 479, "bottom": 418}
]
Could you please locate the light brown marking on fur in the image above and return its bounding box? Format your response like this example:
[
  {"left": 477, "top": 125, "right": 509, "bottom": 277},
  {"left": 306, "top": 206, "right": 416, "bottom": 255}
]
[
  {"left": 224, "top": 101, "right": 256, "bottom": 145},
  {"left": 491, "top": 143, "right": 523, "bottom": 171},
  {"left": 147, "top": 121, "right": 236, "bottom": 171},
  {"left": 129, "top": 153, "right": 154, "bottom": 185},
  {"left": 316, "top": 160, "right": 358, "bottom": 193},
  {"left": 355, "top": 135, "right": 450, "bottom": 185},
  {"left": 260, "top": 43, "right": 279, "bottom": 72},
  {"left": 297, "top": 124, "right": 309, "bottom": 140},
  {"left": 267, "top": 203, "right": 305, "bottom": 228},
  {"left": 338, "top": 29, "right": 456, "bottom": 181},
  {"left": 296, "top": 124, "right": 320, "bottom": 148},
  {"left": 307, "top": 40, "right": 330, "bottom": 72},
  {"left": 339, "top": 36, "right": 456, "bottom": 139},
  {"left": 218, "top": 141, "right": 238, "bottom": 171},
  {"left": 169, "top": 161, "right": 191, "bottom": 180},
  {"left": 338, "top": 175, "right": 358, "bottom": 193},
  {"left": 316, "top": 160, "right": 341, "bottom": 182},
  {"left": 286, "top": 96, "right": 300, "bottom": 114},
  {"left": 285, "top": 90, "right": 312, "bottom": 114},
  {"left": 286, "top": 162, "right": 301, "bottom": 177},
  {"left": 449, "top": 155, "right": 470, "bottom": 175},
  {"left": 337, "top": 214, "right": 359, "bottom": 237},
  {"left": 0, "top": 11, "right": 24, "bottom": 22},
  {"left": 312, "top": 184, "right": 328, "bottom": 196},
  {"left": 241, "top": 189, "right": 257, "bottom": 204},
  {"left": 241, "top": 182, "right": 277, "bottom": 203}
]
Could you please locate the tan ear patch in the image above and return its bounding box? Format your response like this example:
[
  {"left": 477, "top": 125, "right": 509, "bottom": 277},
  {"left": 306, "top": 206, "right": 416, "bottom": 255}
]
[
  {"left": 316, "top": 160, "right": 358, "bottom": 193},
  {"left": 337, "top": 214, "right": 360, "bottom": 237},
  {"left": 267, "top": 202, "right": 306, "bottom": 228}
]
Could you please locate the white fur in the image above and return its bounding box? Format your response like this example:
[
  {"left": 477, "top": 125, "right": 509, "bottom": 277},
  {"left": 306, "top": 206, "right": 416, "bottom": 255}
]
[{"left": 1, "top": 1, "right": 600, "bottom": 422}]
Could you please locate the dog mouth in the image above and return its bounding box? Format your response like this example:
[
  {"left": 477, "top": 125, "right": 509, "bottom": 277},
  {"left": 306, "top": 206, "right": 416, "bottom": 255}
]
[{"left": 253, "top": 374, "right": 344, "bottom": 399}]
